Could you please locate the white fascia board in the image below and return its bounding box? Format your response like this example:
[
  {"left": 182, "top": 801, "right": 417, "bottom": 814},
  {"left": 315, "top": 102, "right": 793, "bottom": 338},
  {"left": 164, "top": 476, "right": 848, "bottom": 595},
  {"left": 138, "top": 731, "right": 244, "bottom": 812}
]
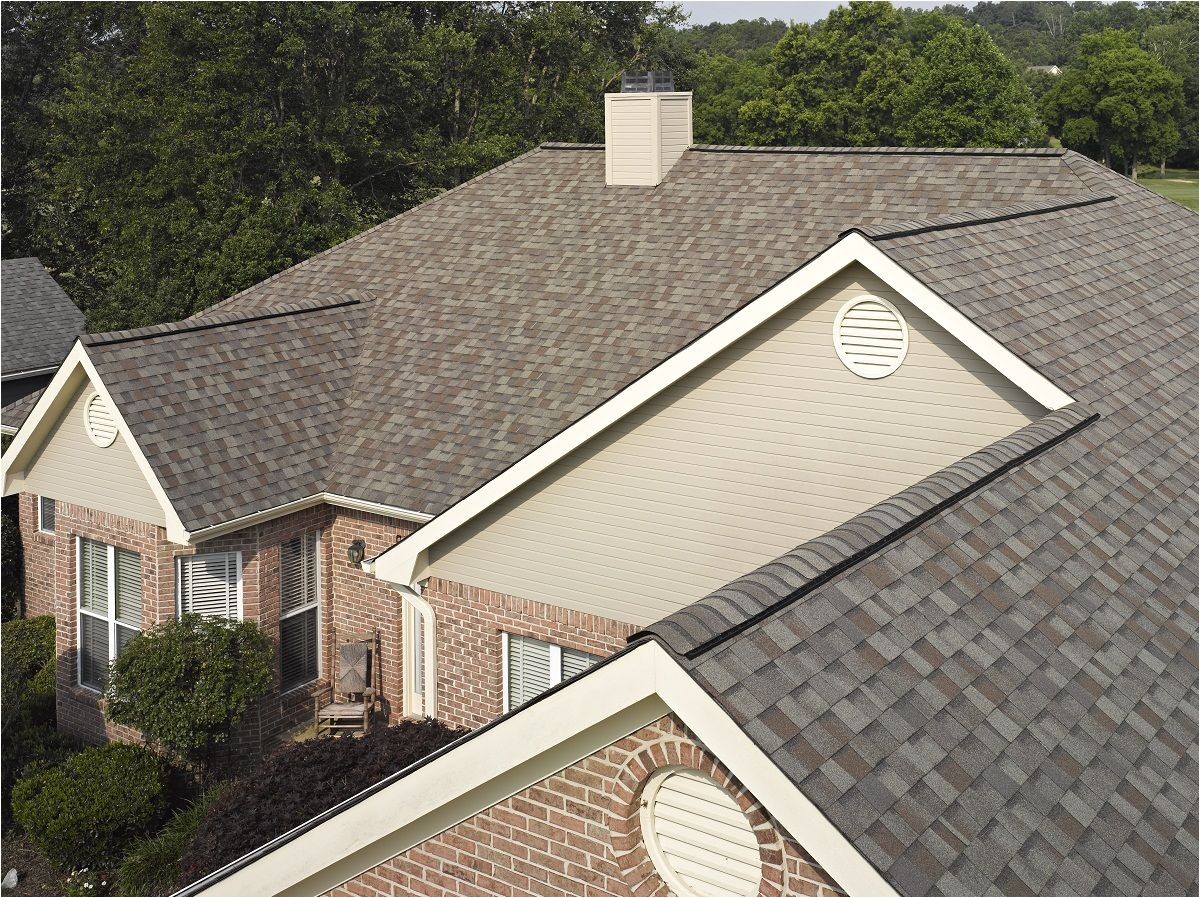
[
  {"left": 0, "top": 424, "right": 16, "bottom": 436},
  {"left": 1, "top": 363, "right": 61, "bottom": 382},
  {"left": 186, "top": 493, "right": 433, "bottom": 545},
  {"left": 1, "top": 343, "right": 191, "bottom": 543},
  {"left": 188, "top": 641, "right": 895, "bottom": 898},
  {"left": 372, "top": 232, "right": 1073, "bottom": 587}
]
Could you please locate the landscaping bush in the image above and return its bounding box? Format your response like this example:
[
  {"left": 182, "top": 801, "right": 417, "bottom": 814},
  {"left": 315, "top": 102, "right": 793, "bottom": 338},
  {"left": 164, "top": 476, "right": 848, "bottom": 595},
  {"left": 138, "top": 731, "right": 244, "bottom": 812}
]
[
  {"left": 2, "top": 724, "right": 79, "bottom": 830},
  {"left": 116, "top": 783, "right": 229, "bottom": 897},
  {"left": 1, "top": 615, "right": 57, "bottom": 730},
  {"left": 1, "top": 495, "right": 23, "bottom": 621},
  {"left": 12, "top": 743, "right": 170, "bottom": 870},
  {"left": 104, "top": 614, "right": 273, "bottom": 774},
  {"left": 177, "top": 718, "right": 466, "bottom": 888}
]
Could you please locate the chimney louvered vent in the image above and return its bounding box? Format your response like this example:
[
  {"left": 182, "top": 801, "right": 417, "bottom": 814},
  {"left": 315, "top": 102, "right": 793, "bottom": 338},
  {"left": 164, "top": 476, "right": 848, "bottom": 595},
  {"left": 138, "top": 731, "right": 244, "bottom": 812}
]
[
  {"left": 620, "top": 71, "right": 675, "bottom": 93},
  {"left": 83, "top": 392, "right": 118, "bottom": 447},
  {"left": 833, "top": 296, "right": 909, "bottom": 378}
]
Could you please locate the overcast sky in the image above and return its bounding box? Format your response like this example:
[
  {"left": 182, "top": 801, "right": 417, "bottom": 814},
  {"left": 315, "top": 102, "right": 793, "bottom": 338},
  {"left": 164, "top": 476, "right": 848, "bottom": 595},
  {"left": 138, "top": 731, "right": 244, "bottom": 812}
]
[{"left": 678, "top": 1, "right": 972, "bottom": 25}]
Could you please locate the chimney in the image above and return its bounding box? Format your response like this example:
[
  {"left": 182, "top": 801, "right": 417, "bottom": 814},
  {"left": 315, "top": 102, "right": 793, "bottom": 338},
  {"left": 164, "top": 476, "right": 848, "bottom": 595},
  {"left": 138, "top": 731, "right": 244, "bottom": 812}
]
[{"left": 605, "top": 71, "right": 693, "bottom": 187}]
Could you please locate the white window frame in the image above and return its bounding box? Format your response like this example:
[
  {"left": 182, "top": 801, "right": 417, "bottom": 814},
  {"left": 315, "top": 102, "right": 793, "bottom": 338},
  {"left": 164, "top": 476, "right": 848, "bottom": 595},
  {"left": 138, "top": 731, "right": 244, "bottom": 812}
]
[
  {"left": 279, "top": 531, "right": 322, "bottom": 692},
  {"left": 402, "top": 591, "right": 436, "bottom": 718},
  {"left": 175, "top": 551, "right": 243, "bottom": 620},
  {"left": 36, "top": 495, "right": 54, "bottom": 533},
  {"left": 75, "top": 536, "right": 141, "bottom": 692},
  {"left": 502, "top": 633, "right": 598, "bottom": 713}
]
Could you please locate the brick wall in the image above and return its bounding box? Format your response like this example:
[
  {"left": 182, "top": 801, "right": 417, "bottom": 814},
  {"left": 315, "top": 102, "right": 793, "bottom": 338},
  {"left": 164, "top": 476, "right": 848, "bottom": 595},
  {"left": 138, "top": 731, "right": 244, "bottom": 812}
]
[
  {"left": 327, "top": 713, "right": 845, "bottom": 897},
  {"left": 422, "top": 578, "right": 637, "bottom": 730},
  {"left": 18, "top": 492, "right": 55, "bottom": 618}
]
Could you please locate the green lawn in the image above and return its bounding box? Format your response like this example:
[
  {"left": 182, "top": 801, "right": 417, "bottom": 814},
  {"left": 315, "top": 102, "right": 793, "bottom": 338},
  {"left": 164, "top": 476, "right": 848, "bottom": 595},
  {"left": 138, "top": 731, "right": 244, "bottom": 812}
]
[{"left": 1139, "top": 169, "right": 1199, "bottom": 211}]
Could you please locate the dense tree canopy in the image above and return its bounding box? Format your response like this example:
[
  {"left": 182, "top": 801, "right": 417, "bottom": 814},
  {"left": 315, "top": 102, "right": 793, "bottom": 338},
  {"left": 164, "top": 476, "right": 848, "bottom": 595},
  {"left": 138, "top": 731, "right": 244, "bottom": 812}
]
[{"left": 1044, "top": 28, "right": 1185, "bottom": 174}]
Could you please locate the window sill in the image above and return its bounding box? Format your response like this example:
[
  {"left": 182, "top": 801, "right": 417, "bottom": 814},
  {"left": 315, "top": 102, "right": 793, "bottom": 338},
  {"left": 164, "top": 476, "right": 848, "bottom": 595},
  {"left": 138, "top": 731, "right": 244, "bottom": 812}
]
[{"left": 281, "top": 678, "right": 327, "bottom": 697}]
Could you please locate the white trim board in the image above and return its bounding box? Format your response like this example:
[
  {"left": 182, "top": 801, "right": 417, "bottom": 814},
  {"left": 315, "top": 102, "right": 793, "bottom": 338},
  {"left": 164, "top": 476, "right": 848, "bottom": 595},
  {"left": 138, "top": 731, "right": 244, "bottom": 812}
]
[
  {"left": 373, "top": 232, "right": 1074, "bottom": 587},
  {"left": 185, "top": 641, "right": 896, "bottom": 898}
]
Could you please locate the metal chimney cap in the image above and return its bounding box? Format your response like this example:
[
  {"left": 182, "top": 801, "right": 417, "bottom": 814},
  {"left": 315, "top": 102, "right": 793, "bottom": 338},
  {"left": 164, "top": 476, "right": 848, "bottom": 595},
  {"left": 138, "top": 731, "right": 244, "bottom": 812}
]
[{"left": 620, "top": 71, "right": 675, "bottom": 93}]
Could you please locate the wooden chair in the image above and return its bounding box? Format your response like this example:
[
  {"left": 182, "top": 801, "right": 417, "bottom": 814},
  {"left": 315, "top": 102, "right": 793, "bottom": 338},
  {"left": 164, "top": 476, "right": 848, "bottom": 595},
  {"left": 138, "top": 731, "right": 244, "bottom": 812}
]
[{"left": 315, "top": 631, "right": 380, "bottom": 737}]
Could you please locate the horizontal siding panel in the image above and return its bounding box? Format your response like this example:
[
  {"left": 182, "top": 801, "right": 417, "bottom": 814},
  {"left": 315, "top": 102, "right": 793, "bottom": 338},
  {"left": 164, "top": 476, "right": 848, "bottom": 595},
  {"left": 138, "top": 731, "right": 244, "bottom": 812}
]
[
  {"left": 24, "top": 384, "right": 166, "bottom": 527},
  {"left": 432, "top": 263, "right": 1044, "bottom": 625}
]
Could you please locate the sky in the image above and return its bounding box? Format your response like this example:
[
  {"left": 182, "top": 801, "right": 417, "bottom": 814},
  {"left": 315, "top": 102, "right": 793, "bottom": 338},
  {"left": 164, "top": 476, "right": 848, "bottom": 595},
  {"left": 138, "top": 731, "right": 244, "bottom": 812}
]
[{"left": 677, "top": 1, "right": 971, "bottom": 25}]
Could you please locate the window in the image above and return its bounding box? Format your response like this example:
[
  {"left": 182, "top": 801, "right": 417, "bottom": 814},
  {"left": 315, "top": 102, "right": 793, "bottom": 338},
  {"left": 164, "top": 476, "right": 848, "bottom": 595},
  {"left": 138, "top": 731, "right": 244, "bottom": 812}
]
[
  {"left": 37, "top": 496, "right": 55, "bottom": 533},
  {"left": 77, "top": 537, "right": 141, "bottom": 690},
  {"left": 280, "top": 532, "right": 320, "bottom": 691},
  {"left": 640, "top": 767, "right": 761, "bottom": 897},
  {"left": 833, "top": 295, "right": 909, "bottom": 379},
  {"left": 177, "top": 552, "right": 241, "bottom": 620},
  {"left": 503, "top": 634, "right": 600, "bottom": 712},
  {"left": 403, "top": 593, "right": 436, "bottom": 717}
]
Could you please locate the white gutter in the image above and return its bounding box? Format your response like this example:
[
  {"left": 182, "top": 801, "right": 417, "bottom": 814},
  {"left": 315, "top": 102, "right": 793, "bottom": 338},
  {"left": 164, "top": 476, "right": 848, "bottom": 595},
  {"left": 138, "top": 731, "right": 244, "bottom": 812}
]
[
  {"left": 184, "top": 492, "right": 433, "bottom": 544},
  {"left": 1, "top": 363, "right": 61, "bottom": 382}
]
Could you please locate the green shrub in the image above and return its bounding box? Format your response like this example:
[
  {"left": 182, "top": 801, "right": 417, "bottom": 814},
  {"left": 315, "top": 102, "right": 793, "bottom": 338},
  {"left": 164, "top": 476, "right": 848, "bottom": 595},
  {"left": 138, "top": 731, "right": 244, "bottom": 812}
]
[
  {"left": 104, "top": 614, "right": 273, "bottom": 773},
  {"left": 1, "top": 615, "right": 57, "bottom": 729},
  {"left": 12, "top": 743, "right": 170, "bottom": 870},
  {"left": 2, "top": 724, "right": 79, "bottom": 830},
  {"left": 1, "top": 496, "right": 22, "bottom": 621},
  {"left": 116, "top": 783, "right": 228, "bottom": 897}
]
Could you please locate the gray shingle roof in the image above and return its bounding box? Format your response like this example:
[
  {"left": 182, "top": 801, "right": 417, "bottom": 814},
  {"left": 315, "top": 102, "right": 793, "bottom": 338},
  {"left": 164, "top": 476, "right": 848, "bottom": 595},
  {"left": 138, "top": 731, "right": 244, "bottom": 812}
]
[
  {"left": 640, "top": 183, "right": 1199, "bottom": 896},
  {"left": 1, "top": 257, "right": 84, "bottom": 376}
]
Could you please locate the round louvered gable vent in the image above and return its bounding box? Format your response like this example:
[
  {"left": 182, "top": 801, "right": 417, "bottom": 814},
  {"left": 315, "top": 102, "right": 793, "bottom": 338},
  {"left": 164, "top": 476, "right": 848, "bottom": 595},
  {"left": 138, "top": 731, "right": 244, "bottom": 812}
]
[
  {"left": 83, "top": 393, "right": 118, "bottom": 447},
  {"left": 641, "top": 768, "right": 761, "bottom": 897},
  {"left": 833, "top": 295, "right": 909, "bottom": 378}
]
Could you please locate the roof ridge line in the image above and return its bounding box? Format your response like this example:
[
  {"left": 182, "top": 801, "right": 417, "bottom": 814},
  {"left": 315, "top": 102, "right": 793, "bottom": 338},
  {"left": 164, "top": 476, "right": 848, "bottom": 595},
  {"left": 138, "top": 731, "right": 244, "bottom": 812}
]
[
  {"left": 83, "top": 294, "right": 367, "bottom": 348},
  {"left": 635, "top": 408, "right": 1100, "bottom": 660},
  {"left": 847, "top": 193, "right": 1115, "bottom": 241},
  {"left": 690, "top": 144, "right": 1068, "bottom": 157}
]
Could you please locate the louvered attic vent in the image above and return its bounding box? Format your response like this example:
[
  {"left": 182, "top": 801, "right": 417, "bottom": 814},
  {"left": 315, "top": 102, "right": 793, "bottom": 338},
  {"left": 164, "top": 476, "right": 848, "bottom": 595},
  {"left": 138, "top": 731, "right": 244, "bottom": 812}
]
[
  {"left": 84, "top": 392, "right": 118, "bottom": 447},
  {"left": 833, "top": 295, "right": 909, "bottom": 378}
]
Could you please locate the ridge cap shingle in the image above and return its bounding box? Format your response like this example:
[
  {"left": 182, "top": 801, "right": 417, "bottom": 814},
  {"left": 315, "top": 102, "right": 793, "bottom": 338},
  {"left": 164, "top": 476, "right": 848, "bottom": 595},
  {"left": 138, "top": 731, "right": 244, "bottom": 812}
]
[{"left": 845, "top": 192, "right": 1115, "bottom": 241}]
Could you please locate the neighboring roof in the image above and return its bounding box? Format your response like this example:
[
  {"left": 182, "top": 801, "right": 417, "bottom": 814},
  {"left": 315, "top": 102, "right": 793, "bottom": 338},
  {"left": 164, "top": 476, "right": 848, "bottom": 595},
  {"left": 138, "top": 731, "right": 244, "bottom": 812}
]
[
  {"left": 81, "top": 295, "right": 369, "bottom": 529},
  {"left": 1, "top": 257, "right": 85, "bottom": 377},
  {"left": 640, "top": 184, "right": 1199, "bottom": 895}
]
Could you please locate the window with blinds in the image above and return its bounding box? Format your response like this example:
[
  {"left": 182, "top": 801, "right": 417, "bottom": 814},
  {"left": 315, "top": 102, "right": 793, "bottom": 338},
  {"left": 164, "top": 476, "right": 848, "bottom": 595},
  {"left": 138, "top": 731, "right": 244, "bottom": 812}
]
[
  {"left": 37, "top": 496, "right": 54, "bottom": 533},
  {"left": 77, "top": 537, "right": 141, "bottom": 690},
  {"left": 280, "top": 533, "right": 319, "bottom": 690},
  {"left": 504, "top": 634, "right": 601, "bottom": 711},
  {"left": 177, "top": 552, "right": 240, "bottom": 620}
]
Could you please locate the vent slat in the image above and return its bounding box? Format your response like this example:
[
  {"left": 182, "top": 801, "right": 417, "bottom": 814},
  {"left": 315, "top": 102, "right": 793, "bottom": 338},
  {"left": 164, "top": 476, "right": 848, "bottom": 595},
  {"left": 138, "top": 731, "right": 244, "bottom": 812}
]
[{"left": 835, "top": 297, "right": 908, "bottom": 379}]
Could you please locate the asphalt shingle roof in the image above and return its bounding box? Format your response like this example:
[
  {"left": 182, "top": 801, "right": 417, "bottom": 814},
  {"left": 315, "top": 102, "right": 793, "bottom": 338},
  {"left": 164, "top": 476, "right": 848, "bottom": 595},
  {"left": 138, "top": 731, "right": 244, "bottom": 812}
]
[
  {"left": 640, "top": 181, "right": 1199, "bottom": 896},
  {"left": 1, "top": 257, "right": 84, "bottom": 376}
]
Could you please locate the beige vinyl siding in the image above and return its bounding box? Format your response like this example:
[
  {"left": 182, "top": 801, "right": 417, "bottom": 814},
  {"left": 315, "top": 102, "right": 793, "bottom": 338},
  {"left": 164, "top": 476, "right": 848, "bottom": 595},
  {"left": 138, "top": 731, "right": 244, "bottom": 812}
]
[
  {"left": 22, "top": 383, "right": 165, "bottom": 527},
  {"left": 658, "top": 95, "right": 692, "bottom": 176},
  {"left": 430, "top": 263, "right": 1045, "bottom": 625},
  {"left": 606, "top": 95, "right": 656, "bottom": 186}
]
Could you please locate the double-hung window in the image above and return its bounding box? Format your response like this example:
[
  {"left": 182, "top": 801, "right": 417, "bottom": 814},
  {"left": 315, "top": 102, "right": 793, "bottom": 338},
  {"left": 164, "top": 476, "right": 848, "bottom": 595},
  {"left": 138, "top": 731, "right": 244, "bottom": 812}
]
[
  {"left": 280, "top": 532, "right": 320, "bottom": 690},
  {"left": 503, "top": 633, "right": 601, "bottom": 712},
  {"left": 37, "top": 496, "right": 55, "bottom": 533},
  {"left": 177, "top": 552, "right": 241, "bottom": 620},
  {"left": 77, "top": 537, "right": 141, "bottom": 690}
]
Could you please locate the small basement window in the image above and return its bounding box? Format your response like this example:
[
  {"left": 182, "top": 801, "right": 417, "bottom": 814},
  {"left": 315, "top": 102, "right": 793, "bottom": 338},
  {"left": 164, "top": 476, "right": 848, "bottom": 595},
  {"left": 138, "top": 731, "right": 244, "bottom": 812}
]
[
  {"left": 83, "top": 392, "right": 118, "bottom": 447},
  {"left": 640, "top": 767, "right": 761, "bottom": 897},
  {"left": 37, "top": 496, "right": 55, "bottom": 533},
  {"left": 833, "top": 295, "right": 909, "bottom": 378}
]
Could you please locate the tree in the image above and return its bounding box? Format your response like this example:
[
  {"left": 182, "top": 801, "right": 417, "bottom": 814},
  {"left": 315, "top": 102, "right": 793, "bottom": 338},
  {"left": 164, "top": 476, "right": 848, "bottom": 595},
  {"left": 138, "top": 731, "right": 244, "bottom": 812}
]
[
  {"left": 896, "top": 19, "right": 1045, "bottom": 147},
  {"left": 1044, "top": 28, "right": 1185, "bottom": 176},
  {"left": 104, "top": 614, "right": 273, "bottom": 776}
]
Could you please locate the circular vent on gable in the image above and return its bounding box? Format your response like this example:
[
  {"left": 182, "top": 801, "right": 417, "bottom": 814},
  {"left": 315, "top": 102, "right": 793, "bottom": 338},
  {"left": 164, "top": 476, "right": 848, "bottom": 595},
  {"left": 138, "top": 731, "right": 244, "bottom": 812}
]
[
  {"left": 83, "top": 393, "right": 118, "bottom": 447},
  {"left": 640, "top": 767, "right": 761, "bottom": 897},
  {"left": 833, "top": 295, "right": 909, "bottom": 378}
]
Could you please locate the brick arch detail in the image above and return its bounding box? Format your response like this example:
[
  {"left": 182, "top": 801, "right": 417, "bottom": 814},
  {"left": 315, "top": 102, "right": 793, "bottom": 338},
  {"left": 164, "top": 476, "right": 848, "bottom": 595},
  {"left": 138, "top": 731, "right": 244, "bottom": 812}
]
[{"left": 606, "top": 723, "right": 789, "bottom": 897}]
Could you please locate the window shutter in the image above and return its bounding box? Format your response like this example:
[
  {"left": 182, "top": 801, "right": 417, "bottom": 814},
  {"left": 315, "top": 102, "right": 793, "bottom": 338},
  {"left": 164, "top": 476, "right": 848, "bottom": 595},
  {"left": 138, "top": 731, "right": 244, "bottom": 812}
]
[
  {"left": 179, "top": 553, "right": 238, "bottom": 619},
  {"left": 79, "top": 538, "right": 109, "bottom": 614},
  {"left": 506, "top": 635, "right": 554, "bottom": 708},
  {"left": 562, "top": 646, "right": 599, "bottom": 680},
  {"left": 79, "top": 613, "right": 110, "bottom": 690},
  {"left": 114, "top": 549, "right": 142, "bottom": 628},
  {"left": 38, "top": 496, "right": 54, "bottom": 532}
]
